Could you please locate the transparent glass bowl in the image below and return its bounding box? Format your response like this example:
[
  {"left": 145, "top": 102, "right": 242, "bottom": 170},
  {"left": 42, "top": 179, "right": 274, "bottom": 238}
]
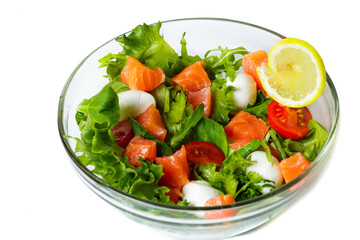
[{"left": 58, "top": 18, "right": 339, "bottom": 239}]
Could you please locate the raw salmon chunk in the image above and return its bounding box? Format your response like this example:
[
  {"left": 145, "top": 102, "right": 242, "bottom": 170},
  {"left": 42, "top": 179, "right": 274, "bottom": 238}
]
[
  {"left": 172, "top": 61, "right": 211, "bottom": 92},
  {"left": 225, "top": 111, "right": 269, "bottom": 150},
  {"left": 121, "top": 56, "right": 165, "bottom": 91},
  {"left": 155, "top": 145, "right": 189, "bottom": 188},
  {"left": 136, "top": 104, "right": 167, "bottom": 142},
  {"left": 242, "top": 50, "right": 268, "bottom": 91},
  {"left": 124, "top": 135, "right": 157, "bottom": 166},
  {"left": 187, "top": 87, "right": 212, "bottom": 117}
]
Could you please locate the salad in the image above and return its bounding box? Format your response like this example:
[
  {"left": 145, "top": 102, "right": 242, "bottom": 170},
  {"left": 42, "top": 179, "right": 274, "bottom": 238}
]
[{"left": 71, "top": 22, "right": 328, "bottom": 213}]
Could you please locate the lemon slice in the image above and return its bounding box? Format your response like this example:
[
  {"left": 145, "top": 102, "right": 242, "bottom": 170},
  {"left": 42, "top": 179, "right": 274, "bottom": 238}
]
[{"left": 257, "top": 38, "right": 326, "bottom": 107}]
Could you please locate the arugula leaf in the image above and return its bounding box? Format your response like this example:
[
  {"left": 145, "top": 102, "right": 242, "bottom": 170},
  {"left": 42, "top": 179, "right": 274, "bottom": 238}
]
[
  {"left": 117, "top": 22, "right": 179, "bottom": 76},
  {"left": 168, "top": 104, "right": 204, "bottom": 150},
  {"left": 203, "top": 46, "right": 249, "bottom": 81},
  {"left": 244, "top": 92, "right": 272, "bottom": 122},
  {"left": 222, "top": 139, "right": 262, "bottom": 167},
  {"left": 193, "top": 117, "right": 229, "bottom": 156},
  {"left": 128, "top": 117, "right": 173, "bottom": 156},
  {"left": 268, "top": 120, "right": 328, "bottom": 161},
  {"left": 209, "top": 77, "right": 237, "bottom": 125}
]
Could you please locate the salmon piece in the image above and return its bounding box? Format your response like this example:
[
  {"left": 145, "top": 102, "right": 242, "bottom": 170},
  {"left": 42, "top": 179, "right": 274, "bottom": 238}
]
[
  {"left": 155, "top": 145, "right": 189, "bottom": 188},
  {"left": 136, "top": 104, "right": 167, "bottom": 142},
  {"left": 172, "top": 61, "right": 211, "bottom": 92},
  {"left": 120, "top": 56, "right": 165, "bottom": 91},
  {"left": 279, "top": 153, "right": 310, "bottom": 183},
  {"left": 225, "top": 111, "right": 269, "bottom": 150},
  {"left": 187, "top": 87, "right": 212, "bottom": 117},
  {"left": 205, "top": 194, "right": 238, "bottom": 219},
  {"left": 242, "top": 50, "right": 268, "bottom": 91},
  {"left": 124, "top": 135, "right": 157, "bottom": 166}
]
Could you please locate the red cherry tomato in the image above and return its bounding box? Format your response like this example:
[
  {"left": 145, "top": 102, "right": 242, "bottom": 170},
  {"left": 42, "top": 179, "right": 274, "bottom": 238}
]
[
  {"left": 184, "top": 141, "right": 225, "bottom": 167},
  {"left": 111, "top": 120, "right": 134, "bottom": 148},
  {"left": 267, "top": 101, "right": 312, "bottom": 140}
]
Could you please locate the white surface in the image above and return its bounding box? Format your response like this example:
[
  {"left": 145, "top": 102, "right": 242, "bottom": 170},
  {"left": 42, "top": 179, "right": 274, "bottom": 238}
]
[{"left": 0, "top": 0, "right": 358, "bottom": 239}]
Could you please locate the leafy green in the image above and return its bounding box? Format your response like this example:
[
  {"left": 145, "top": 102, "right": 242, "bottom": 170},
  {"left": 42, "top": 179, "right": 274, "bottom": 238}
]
[
  {"left": 128, "top": 159, "right": 170, "bottom": 203},
  {"left": 150, "top": 83, "right": 170, "bottom": 113},
  {"left": 209, "top": 77, "right": 236, "bottom": 125},
  {"left": 163, "top": 86, "right": 188, "bottom": 125},
  {"left": 195, "top": 153, "right": 265, "bottom": 200},
  {"left": 128, "top": 117, "right": 173, "bottom": 157},
  {"left": 244, "top": 92, "right": 272, "bottom": 122},
  {"left": 222, "top": 139, "right": 262, "bottom": 167},
  {"left": 285, "top": 120, "right": 328, "bottom": 161},
  {"left": 107, "top": 81, "right": 130, "bottom": 94},
  {"left": 116, "top": 22, "right": 179, "bottom": 77},
  {"left": 76, "top": 85, "right": 120, "bottom": 129},
  {"left": 203, "top": 46, "right": 249, "bottom": 81},
  {"left": 98, "top": 53, "right": 126, "bottom": 82},
  {"left": 193, "top": 117, "right": 229, "bottom": 156},
  {"left": 268, "top": 120, "right": 328, "bottom": 161},
  {"left": 72, "top": 85, "right": 173, "bottom": 204},
  {"left": 168, "top": 104, "right": 204, "bottom": 150}
]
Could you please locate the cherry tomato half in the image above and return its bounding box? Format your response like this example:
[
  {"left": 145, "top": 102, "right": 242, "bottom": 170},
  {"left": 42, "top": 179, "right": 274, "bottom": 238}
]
[
  {"left": 111, "top": 119, "right": 134, "bottom": 148},
  {"left": 184, "top": 141, "right": 225, "bottom": 167},
  {"left": 267, "top": 101, "right": 312, "bottom": 140}
]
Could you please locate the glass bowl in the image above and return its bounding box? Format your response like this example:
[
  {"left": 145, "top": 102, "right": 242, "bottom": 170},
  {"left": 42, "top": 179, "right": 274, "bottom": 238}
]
[{"left": 58, "top": 18, "right": 339, "bottom": 239}]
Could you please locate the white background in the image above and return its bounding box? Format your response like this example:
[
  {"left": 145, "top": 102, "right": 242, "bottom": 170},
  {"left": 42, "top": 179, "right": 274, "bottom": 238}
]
[{"left": 1, "top": 0, "right": 358, "bottom": 239}]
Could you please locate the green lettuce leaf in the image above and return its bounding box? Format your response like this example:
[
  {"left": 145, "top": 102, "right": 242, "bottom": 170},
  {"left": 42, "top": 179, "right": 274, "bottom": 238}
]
[
  {"left": 98, "top": 53, "right": 126, "bottom": 82},
  {"left": 209, "top": 77, "right": 236, "bottom": 125},
  {"left": 116, "top": 22, "right": 179, "bottom": 77},
  {"left": 129, "top": 159, "right": 170, "bottom": 203},
  {"left": 76, "top": 85, "right": 120, "bottom": 129}
]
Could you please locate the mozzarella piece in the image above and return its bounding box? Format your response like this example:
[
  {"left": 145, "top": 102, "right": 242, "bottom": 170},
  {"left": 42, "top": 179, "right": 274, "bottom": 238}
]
[
  {"left": 226, "top": 72, "right": 257, "bottom": 110},
  {"left": 246, "top": 151, "right": 283, "bottom": 194},
  {"left": 117, "top": 90, "right": 156, "bottom": 122},
  {"left": 182, "top": 181, "right": 224, "bottom": 207}
]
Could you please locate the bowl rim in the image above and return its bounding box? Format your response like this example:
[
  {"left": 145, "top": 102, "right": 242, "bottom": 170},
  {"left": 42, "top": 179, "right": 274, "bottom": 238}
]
[{"left": 58, "top": 17, "right": 340, "bottom": 212}]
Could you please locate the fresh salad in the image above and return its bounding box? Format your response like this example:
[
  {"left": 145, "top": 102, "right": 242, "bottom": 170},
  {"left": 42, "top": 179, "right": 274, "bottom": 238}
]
[{"left": 71, "top": 22, "right": 328, "bottom": 214}]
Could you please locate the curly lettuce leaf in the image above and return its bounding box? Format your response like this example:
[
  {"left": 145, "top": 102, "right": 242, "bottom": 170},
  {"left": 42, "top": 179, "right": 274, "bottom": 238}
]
[
  {"left": 98, "top": 53, "right": 127, "bottom": 82},
  {"left": 129, "top": 159, "right": 170, "bottom": 203},
  {"left": 209, "top": 77, "right": 236, "bottom": 125},
  {"left": 117, "top": 22, "right": 179, "bottom": 77},
  {"left": 76, "top": 85, "right": 120, "bottom": 128},
  {"left": 195, "top": 149, "right": 265, "bottom": 200}
]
